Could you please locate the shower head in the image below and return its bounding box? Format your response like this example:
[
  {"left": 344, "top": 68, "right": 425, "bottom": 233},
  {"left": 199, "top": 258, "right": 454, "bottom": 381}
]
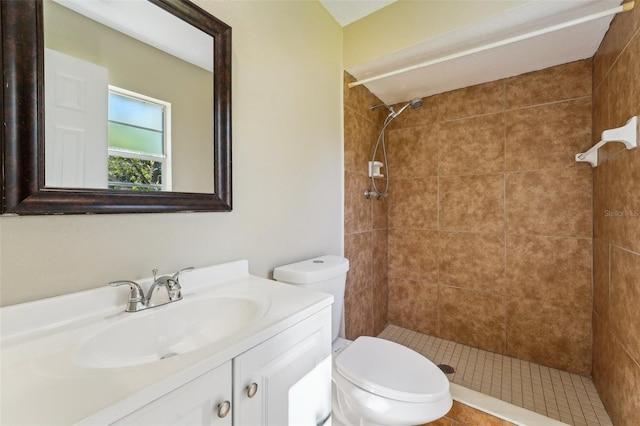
[
  {"left": 409, "top": 97, "right": 423, "bottom": 109},
  {"left": 391, "top": 97, "right": 423, "bottom": 118},
  {"left": 370, "top": 97, "right": 423, "bottom": 121}
]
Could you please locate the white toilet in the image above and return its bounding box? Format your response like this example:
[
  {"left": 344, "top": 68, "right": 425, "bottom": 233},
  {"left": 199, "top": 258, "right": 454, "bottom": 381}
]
[{"left": 274, "top": 255, "right": 453, "bottom": 426}]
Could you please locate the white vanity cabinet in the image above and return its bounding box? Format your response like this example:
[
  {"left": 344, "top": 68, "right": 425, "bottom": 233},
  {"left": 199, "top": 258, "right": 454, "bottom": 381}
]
[
  {"left": 233, "top": 307, "right": 332, "bottom": 425},
  {"left": 0, "top": 260, "right": 334, "bottom": 426},
  {"left": 112, "top": 307, "right": 331, "bottom": 426},
  {"left": 113, "top": 361, "right": 233, "bottom": 426}
]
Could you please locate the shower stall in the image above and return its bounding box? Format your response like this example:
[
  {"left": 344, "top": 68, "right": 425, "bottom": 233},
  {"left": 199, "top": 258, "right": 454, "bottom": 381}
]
[{"left": 342, "top": 51, "right": 631, "bottom": 423}]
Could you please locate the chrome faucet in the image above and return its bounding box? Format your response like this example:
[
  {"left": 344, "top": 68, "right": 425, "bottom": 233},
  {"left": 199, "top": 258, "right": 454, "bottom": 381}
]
[{"left": 110, "top": 267, "right": 194, "bottom": 312}]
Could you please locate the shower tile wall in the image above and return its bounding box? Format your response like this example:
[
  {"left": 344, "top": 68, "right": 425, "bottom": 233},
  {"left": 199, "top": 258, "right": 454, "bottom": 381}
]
[
  {"left": 343, "top": 72, "right": 389, "bottom": 338},
  {"left": 385, "top": 59, "right": 595, "bottom": 376},
  {"left": 591, "top": 3, "right": 640, "bottom": 425}
]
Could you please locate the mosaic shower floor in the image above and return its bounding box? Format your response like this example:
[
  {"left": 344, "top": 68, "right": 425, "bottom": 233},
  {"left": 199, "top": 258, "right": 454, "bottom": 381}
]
[{"left": 379, "top": 325, "right": 612, "bottom": 426}]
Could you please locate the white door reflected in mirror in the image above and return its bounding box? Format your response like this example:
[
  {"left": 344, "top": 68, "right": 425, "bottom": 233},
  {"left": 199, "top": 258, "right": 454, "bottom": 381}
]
[{"left": 45, "top": 48, "right": 108, "bottom": 189}]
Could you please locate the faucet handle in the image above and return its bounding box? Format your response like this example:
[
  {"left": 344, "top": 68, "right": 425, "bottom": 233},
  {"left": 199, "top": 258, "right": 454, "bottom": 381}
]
[
  {"left": 109, "top": 280, "right": 146, "bottom": 312},
  {"left": 172, "top": 266, "right": 195, "bottom": 281},
  {"left": 166, "top": 267, "right": 193, "bottom": 302},
  {"left": 166, "top": 279, "right": 182, "bottom": 302}
]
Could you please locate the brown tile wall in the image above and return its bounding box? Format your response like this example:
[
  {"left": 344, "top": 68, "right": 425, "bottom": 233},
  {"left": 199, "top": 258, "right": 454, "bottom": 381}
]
[
  {"left": 384, "top": 59, "right": 594, "bottom": 375},
  {"left": 343, "top": 72, "right": 389, "bottom": 338},
  {"left": 591, "top": 4, "right": 640, "bottom": 425}
]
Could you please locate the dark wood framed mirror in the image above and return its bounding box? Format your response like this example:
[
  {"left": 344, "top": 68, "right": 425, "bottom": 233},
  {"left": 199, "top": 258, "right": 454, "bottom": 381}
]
[{"left": 1, "top": 0, "right": 232, "bottom": 214}]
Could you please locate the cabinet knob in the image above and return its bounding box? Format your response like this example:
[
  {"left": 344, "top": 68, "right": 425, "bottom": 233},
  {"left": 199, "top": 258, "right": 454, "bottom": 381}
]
[
  {"left": 217, "top": 400, "right": 231, "bottom": 418},
  {"left": 246, "top": 382, "right": 258, "bottom": 398}
]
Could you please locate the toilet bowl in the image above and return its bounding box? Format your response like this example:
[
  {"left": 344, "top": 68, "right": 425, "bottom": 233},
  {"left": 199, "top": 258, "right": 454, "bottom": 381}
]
[
  {"left": 274, "top": 256, "right": 452, "bottom": 426},
  {"left": 332, "top": 336, "right": 453, "bottom": 425}
]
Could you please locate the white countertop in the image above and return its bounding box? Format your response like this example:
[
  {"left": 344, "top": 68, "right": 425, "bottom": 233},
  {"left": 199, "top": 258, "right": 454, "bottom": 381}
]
[{"left": 0, "top": 260, "right": 333, "bottom": 425}]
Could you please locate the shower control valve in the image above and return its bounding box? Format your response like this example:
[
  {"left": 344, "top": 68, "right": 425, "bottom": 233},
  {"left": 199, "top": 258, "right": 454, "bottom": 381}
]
[{"left": 364, "top": 189, "right": 387, "bottom": 200}]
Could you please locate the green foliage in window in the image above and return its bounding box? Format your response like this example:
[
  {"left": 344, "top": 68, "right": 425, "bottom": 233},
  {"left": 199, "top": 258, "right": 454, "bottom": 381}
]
[{"left": 108, "top": 157, "right": 162, "bottom": 191}]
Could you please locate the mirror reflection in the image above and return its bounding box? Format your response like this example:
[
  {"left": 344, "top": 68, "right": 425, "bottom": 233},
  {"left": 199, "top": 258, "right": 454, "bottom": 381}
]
[{"left": 43, "top": 0, "right": 214, "bottom": 193}]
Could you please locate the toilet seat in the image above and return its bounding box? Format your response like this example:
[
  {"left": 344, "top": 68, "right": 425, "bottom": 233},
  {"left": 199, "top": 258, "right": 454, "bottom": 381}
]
[{"left": 334, "top": 336, "right": 449, "bottom": 403}]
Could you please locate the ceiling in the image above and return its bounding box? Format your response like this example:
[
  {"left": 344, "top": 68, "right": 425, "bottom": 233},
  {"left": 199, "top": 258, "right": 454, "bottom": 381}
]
[
  {"left": 319, "top": 0, "right": 397, "bottom": 26},
  {"left": 322, "top": 0, "right": 623, "bottom": 105}
]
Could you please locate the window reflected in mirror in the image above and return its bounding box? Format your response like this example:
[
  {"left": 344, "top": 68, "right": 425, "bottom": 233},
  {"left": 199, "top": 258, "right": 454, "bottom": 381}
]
[{"left": 108, "top": 88, "right": 170, "bottom": 191}]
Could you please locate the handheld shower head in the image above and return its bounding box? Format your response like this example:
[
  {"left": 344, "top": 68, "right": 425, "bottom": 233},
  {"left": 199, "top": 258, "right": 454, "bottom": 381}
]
[
  {"left": 391, "top": 97, "right": 423, "bottom": 118},
  {"left": 409, "top": 97, "right": 423, "bottom": 109}
]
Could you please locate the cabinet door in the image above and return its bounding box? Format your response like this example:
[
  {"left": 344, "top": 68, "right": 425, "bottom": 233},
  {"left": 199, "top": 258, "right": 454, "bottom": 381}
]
[
  {"left": 233, "top": 307, "right": 332, "bottom": 426},
  {"left": 112, "top": 361, "right": 232, "bottom": 426}
]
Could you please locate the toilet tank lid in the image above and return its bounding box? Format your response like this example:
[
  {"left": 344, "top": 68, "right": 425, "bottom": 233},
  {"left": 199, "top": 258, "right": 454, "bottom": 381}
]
[{"left": 273, "top": 255, "right": 349, "bottom": 284}]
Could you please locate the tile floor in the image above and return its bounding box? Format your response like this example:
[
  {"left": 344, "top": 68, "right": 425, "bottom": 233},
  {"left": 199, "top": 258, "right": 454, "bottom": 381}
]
[{"left": 378, "top": 325, "right": 612, "bottom": 426}]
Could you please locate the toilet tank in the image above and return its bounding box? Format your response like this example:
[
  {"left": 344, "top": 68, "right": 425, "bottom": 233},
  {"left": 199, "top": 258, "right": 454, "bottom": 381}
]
[{"left": 273, "top": 255, "right": 349, "bottom": 342}]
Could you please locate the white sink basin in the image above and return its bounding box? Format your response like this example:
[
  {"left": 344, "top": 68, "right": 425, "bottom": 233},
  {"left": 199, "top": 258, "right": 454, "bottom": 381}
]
[{"left": 74, "top": 296, "right": 268, "bottom": 369}]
